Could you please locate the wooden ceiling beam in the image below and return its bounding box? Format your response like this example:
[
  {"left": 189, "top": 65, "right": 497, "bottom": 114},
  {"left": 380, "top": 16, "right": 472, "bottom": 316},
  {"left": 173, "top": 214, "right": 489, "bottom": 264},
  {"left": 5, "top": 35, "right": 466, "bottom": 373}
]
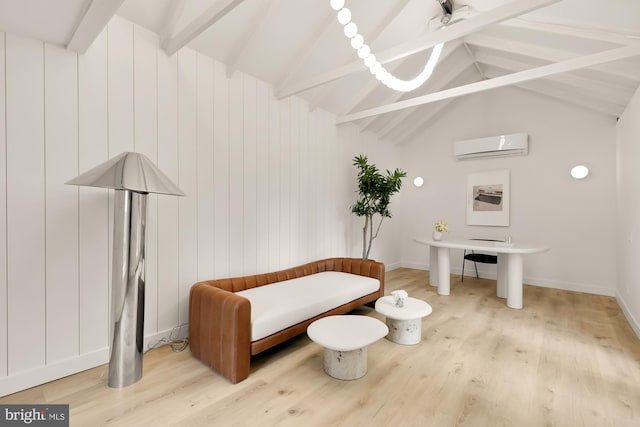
[
  {"left": 159, "top": 0, "right": 187, "bottom": 47},
  {"left": 360, "top": 40, "right": 465, "bottom": 131},
  {"left": 483, "top": 67, "right": 625, "bottom": 117},
  {"left": 331, "top": 0, "right": 413, "bottom": 114},
  {"left": 391, "top": 99, "right": 456, "bottom": 145},
  {"left": 309, "top": 0, "right": 413, "bottom": 112},
  {"left": 163, "top": 0, "right": 246, "bottom": 56},
  {"left": 275, "top": 13, "right": 336, "bottom": 91},
  {"left": 465, "top": 32, "right": 639, "bottom": 81},
  {"left": 66, "top": 0, "right": 126, "bottom": 53},
  {"left": 386, "top": 67, "right": 479, "bottom": 143},
  {"left": 375, "top": 62, "right": 476, "bottom": 138},
  {"left": 359, "top": 44, "right": 471, "bottom": 136},
  {"left": 500, "top": 17, "right": 640, "bottom": 47},
  {"left": 474, "top": 50, "right": 632, "bottom": 104},
  {"left": 225, "top": 0, "right": 281, "bottom": 78},
  {"left": 337, "top": 44, "right": 640, "bottom": 124},
  {"left": 276, "top": 0, "right": 562, "bottom": 99}
]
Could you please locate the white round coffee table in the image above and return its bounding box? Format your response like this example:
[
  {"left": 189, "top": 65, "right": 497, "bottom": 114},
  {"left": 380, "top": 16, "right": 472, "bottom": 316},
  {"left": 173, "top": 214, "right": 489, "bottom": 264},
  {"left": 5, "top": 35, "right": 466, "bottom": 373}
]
[
  {"left": 375, "top": 296, "right": 432, "bottom": 345},
  {"left": 307, "top": 315, "right": 388, "bottom": 380}
]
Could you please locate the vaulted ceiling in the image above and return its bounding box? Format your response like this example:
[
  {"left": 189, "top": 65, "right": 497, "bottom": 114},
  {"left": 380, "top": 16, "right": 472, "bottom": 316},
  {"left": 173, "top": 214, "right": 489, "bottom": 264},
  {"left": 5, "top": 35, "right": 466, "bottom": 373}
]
[{"left": 1, "top": 0, "right": 639, "bottom": 144}]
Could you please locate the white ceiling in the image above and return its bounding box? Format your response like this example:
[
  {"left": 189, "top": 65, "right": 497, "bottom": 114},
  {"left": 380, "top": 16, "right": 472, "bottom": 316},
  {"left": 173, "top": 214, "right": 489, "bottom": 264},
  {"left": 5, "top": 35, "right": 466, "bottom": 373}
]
[{"left": 1, "top": 0, "right": 639, "bottom": 144}]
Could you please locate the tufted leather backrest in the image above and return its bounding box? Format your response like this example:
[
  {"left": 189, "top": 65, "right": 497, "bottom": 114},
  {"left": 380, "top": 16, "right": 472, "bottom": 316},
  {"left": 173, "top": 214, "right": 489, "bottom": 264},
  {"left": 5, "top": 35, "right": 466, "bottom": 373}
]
[{"left": 194, "top": 258, "right": 385, "bottom": 293}]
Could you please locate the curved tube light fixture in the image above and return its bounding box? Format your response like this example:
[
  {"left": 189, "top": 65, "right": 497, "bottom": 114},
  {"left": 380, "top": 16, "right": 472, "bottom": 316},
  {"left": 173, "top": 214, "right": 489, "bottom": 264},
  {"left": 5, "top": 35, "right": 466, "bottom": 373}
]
[{"left": 330, "top": 0, "right": 444, "bottom": 92}]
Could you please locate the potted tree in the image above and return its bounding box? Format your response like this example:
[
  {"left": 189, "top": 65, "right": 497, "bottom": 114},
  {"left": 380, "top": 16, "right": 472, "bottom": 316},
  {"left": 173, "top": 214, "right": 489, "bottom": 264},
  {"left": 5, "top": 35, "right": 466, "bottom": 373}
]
[{"left": 351, "top": 155, "right": 407, "bottom": 260}]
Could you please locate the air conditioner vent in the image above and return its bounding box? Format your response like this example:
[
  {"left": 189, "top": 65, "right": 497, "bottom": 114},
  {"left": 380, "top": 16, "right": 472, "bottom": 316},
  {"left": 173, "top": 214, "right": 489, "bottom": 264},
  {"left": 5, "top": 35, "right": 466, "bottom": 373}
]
[{"left": 454, "top": 133, "right": 528, "bottom": 160}]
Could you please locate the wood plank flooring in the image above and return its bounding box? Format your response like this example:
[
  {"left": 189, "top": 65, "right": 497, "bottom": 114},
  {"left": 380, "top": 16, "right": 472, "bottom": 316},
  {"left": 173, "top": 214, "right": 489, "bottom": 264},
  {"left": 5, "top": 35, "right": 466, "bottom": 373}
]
[{"left": 2, "top": 268, "right": 640, "bottom": 426}]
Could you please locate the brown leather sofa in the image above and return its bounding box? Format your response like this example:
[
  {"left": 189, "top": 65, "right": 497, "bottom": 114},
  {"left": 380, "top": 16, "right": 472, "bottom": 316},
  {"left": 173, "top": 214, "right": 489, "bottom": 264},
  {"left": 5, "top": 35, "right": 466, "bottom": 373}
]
[{"left": 189, "top": 257, "right": 385, "bottom": 383}]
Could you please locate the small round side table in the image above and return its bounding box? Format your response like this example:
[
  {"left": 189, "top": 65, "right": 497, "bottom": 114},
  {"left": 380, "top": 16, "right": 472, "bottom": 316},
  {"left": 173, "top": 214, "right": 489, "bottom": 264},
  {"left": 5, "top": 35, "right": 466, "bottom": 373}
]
[
  {"left": 374, "top": 296, "right": 432, "bottom": 345},
  {"left": 307, "top": 315, "right": 388, "bottom": 380}
]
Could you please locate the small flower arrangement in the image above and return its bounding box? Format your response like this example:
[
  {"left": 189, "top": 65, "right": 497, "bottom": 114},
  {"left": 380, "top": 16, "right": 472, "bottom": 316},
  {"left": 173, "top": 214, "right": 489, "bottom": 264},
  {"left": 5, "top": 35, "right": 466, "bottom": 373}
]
[
  {"left": 391, "top": 289, "right": 408, "bottom": 307},
  {"left": 434, "top": 219, "right": 448, "bottom": 233}
]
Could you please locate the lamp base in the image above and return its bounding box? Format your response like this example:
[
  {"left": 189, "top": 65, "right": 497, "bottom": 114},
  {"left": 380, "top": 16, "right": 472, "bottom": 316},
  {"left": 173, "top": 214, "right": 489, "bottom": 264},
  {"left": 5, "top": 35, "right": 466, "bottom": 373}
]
[{"left": 108, "top": 190, "right": 147, "bottom": 388}]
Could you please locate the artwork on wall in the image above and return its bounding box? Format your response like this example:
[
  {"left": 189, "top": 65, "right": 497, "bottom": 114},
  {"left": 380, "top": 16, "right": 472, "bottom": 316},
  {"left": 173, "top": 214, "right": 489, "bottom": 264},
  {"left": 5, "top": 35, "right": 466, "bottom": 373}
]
[{"left": 466, "top": 169, "right": 510, "bottom": 226}]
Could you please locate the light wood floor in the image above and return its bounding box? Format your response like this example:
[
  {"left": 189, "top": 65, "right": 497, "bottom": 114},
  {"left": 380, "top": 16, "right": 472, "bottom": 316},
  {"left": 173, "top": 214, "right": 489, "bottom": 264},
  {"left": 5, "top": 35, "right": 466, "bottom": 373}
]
[{"left": 2, "top": 268, "right": 640, "bottom": 426}]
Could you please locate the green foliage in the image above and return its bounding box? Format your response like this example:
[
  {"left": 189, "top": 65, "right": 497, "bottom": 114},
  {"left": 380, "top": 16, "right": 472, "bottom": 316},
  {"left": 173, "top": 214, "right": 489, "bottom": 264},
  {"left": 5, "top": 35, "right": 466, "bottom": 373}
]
[{"left": 351, "top": 155, "right": 407, "bottom": 259}]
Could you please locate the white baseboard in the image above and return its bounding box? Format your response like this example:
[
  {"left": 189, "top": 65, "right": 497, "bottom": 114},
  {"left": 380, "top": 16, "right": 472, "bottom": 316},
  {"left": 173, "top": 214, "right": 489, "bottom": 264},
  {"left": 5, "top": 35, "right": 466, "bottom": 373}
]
[
  {"left": 616, "top": 293, "right": 640, "bottom": 339},
  {"left": 524, "top": 277, "right": 615, "bottom": 297},
  {"left": 399, "top": 261, "right": 428, "bottom": 270},
  {"left": 384, "top": 261, "right": 402, "bottom": 271},
  {"left": 0, "top": 348, "right": 109, "bottom": 398},
  {"left": 397, "top": 262, "right": 615, "bottom": 296},
  {"left": 0, "top": 326, "right": 188, "bottom": 397}
]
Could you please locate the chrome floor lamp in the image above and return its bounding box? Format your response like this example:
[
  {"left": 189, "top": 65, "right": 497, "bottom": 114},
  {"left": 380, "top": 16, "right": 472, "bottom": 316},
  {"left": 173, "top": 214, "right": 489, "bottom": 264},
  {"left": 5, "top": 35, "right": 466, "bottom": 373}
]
[{"left": 66, "top": 152, "right": 184, "bottom": 388}]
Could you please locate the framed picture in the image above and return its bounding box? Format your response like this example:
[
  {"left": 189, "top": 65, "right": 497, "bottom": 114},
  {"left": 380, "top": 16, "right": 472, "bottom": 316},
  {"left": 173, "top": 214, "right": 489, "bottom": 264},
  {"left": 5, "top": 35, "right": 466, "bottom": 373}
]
[{"left": 466, "top": 169, "right": 510, "bottom": 226}]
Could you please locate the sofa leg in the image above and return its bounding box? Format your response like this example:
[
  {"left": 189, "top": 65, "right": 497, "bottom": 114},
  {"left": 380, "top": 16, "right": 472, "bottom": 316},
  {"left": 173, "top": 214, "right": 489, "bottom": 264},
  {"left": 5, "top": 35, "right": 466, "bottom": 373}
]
[{"left": 229, "top": 370, "right": 249, "bottom": 384}]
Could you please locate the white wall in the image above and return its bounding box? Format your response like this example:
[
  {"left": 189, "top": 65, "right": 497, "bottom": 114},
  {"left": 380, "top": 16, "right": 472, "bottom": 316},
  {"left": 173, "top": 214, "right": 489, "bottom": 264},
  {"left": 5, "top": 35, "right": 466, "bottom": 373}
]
[
  {"left": 0, "top": 17, "right": 398, "bottom": 396},
  {"left": 1, "top": 13, "right": 628, "bottom": 397},
  {"left": 398, "top": 87, "right": 618, "bottom": 295},
  {"left": 615, "top": 85, "right": 640, "bottom": 336}
]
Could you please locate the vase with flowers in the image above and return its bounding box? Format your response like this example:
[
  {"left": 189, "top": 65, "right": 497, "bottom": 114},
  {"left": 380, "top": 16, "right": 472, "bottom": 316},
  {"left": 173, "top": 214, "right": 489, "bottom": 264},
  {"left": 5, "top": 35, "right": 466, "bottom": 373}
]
[
  {"left": 433, "top": 219, "right": 448, "bottom": 241},
  {"left": 391, "top": 289, "right": 408, "bottom": 307}
]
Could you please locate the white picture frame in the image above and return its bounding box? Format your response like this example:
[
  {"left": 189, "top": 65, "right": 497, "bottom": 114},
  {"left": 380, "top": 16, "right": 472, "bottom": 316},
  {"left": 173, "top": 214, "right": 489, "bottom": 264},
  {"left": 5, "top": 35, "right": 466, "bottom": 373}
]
[{"left": 466, "top": 169, "right": 510, "bottom": 226}]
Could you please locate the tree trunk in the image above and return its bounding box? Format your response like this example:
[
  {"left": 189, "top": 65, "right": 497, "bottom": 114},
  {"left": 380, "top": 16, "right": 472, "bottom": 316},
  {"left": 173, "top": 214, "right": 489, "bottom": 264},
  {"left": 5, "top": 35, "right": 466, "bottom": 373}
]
[
  {"left": 365, "top": 214, "right": 373, "bottom": 259},
  {"left": 362, "top": 215, "right": 369, "bottom": 259}
]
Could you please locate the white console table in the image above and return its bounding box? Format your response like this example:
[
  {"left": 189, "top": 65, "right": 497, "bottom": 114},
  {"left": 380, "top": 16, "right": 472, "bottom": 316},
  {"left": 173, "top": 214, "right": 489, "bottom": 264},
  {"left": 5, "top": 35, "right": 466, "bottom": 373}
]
[{"left": 414, "top": 238, "right": 549, "bottom": 309}]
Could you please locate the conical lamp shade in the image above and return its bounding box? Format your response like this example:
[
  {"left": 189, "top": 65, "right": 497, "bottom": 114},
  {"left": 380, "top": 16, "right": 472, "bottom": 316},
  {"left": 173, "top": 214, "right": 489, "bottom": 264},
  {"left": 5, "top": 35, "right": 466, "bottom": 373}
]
[{"left": 66, "top": 152, "right": 185, "bottom": 196}]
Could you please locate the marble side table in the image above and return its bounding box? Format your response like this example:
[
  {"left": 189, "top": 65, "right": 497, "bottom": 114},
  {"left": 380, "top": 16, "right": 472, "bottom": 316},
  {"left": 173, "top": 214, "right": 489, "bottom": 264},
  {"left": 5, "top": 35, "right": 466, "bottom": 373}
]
[
  {"left": 307, "top": 315, "right": 388, "bottom": 380},
  {"left": 375, "top": 296, "right": 432, "bottom": 345}
]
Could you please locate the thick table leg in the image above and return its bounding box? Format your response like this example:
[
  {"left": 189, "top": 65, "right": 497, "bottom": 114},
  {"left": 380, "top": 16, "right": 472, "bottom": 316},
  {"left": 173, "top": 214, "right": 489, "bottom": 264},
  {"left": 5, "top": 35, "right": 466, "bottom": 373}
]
[
  {"left": 507, "top": 253, "right": 524, "bottom": 309},
  {"left": 323, "top": 347, "right": 367, "bottom": 380},
  {"left": 429, "top": 246, "right": 439, "bottom": 287},
  {"left": 386, "top": 318, "right": 422, "bottom": 345},
  {"left": 437, "top": 247, "right": 450, "bottom": 296},
  {"left": 497, "top": 253, "right": 508, "bottom": 299}
]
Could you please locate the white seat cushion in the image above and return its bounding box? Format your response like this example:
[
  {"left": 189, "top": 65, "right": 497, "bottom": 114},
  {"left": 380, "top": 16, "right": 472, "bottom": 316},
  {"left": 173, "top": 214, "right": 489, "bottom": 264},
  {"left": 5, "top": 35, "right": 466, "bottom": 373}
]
[{"left": 235, "top": 271, "right": 380, "bottom": 341}]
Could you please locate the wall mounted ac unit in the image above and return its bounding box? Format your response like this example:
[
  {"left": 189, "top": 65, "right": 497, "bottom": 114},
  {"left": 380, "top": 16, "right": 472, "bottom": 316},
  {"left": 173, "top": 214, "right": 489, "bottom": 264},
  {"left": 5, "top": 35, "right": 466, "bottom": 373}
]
[{"left": 454, "top": 133, "right": 528, "bottom": 160}]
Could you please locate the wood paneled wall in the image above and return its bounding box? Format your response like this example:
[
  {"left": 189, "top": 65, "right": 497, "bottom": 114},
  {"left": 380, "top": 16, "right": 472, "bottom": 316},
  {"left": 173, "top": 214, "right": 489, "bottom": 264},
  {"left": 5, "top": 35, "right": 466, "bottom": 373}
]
[{"left": 0, "top": 16, "right": 348, "bottom": 395}]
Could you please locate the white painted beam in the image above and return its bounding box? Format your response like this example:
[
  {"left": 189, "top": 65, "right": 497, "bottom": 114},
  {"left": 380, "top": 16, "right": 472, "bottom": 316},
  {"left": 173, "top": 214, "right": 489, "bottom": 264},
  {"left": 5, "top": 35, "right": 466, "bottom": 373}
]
[
  {"left": 375, "top": 62, "right": 476, "bottom": 138},
  {"left": 392, "top": 99, "right": 456, "bottom": 145},
  {"left": 474, "top": 50, "right": 631, "bottom": 105},
  {"left": 336, "top": 44, "right": 640, "bottom": 124},
  {"left": 338, "top": 60, "right": 403, "bottom": 116},
  {"left": 352, "top": 39, "right": 462, "bottom": 126},
  {"left": 391, "top": 61, "right": 626, "bottom": 144},
  {"left": 483, "top": 68, "right": 625, "bottom": 117},
  {"left": 66, "top": 0, "right": 126, "bottom": 53},
  {"left": 465, "top": 32, "right": 640, "bottom": 81},
  {"left": 226, "top": 0, "right": 281, "bottom": 78},
  {"left": 275, "top": 13, "right": 336, "bottom": 90},
  {"left": 163, "top": 0, "right": 246, "bottom": 56},
  {"left": 501, "top": 17, "right": 640, "bottom": 47},
  {"left": 159, "top": 0, "right": 187, "bottom": 47},
  {"left": 463, "top": 41, "right": 484, "bottom": 78},
  {"left": 516, "top": 83, "right": 625, "bottom": 117},
  {"left": 387, "top": 67, "right": 480, "bottom": 143},
  {"left": 360, "top": 40, "right": 464, "bottom": 131},
  {"left": 315, "top": 0, "right": 413, "bottom": 113},
  {"left": 276, "top": 0, "right": 562, "bottom": 99}
]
